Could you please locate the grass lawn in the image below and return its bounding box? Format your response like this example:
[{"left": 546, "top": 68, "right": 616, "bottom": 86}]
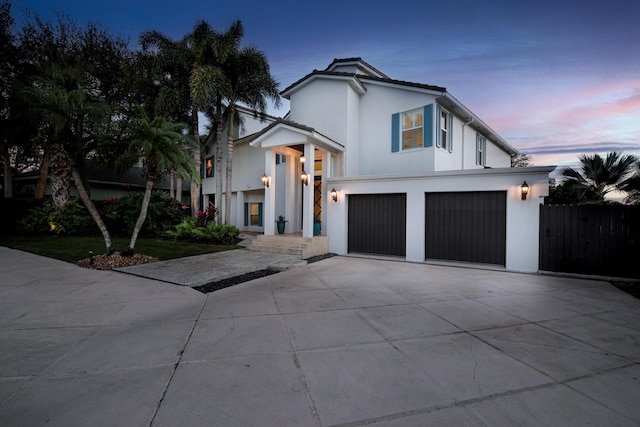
[{"left": 0, "top": 235, "right": 241, "bottom": 264}]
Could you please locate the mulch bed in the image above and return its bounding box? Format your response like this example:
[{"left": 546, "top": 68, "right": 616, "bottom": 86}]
[{"left": 76, "top": 253, "right": 159, "bottom": 270}]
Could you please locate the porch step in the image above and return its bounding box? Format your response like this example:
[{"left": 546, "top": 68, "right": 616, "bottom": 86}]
[{"left": 246, "top": 234, "right": 329, "bottom": 259}]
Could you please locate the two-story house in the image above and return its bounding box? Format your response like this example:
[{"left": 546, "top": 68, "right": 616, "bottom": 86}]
[{"left": 202, "top": 58, "right": 554, "bottom": 272}]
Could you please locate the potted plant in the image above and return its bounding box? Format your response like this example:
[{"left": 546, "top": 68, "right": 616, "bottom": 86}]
[
  {"left": 313, "top": 215, "right": 321, "bottom": 236},
  {"left": 276, "top": 215, "right": 287, "bottom": 234}
]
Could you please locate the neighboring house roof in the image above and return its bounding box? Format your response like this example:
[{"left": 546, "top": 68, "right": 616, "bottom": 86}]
[
  {"left": 280, "top": 58, "right": 518, "bottom": 156},
  {"left": 14, "top": 160, "right": 189, "bottom": 192}
]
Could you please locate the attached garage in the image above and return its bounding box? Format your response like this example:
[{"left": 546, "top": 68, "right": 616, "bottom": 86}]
[
  {"left": 348, "top": 193, "right": 406, "bottom": 256},
  {"left": 425, "top": 191, "right": 506, "bottom": 265}
]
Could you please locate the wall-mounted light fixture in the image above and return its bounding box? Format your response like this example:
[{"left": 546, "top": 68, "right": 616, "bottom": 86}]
[
  {"left": 300, "top": 170, "right": 309, "bottom": 186},
  {"left": 521, "top": 181, "right": 529, "bottom": 200},
  {"left": 261, "top": 173, "right": 270, "bottom": 188},
  {"left": 300, "top": 156, "right": 306, "bottom": 165},
  {"left": 330, "top": 188, "right": 338, "bottom": 202}
]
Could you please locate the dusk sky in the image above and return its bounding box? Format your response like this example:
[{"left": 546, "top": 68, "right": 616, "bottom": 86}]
[{"left": 10, "top": 0, "right": 640, "bottom": 169}]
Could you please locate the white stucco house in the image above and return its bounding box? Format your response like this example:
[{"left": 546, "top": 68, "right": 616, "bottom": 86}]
[{"left": 202, "top": 58, "right": 553, "bottom": 273}]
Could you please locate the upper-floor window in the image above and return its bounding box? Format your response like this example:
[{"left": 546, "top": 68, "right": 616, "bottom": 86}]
[
  {"left": 439, "top": 108, "right": 450, "bottom": 151},
  {"left": 401, "top": 108, "right": 423, "bottom": 150},
  {"left": 476, "top": 135, "right": 486, "bottom": 166},
  {"left": 391, "top": 104, "right": 433, "bottom": 153},
  {"left": 204, "top": 156, "right": 213, "bottom": 178}
]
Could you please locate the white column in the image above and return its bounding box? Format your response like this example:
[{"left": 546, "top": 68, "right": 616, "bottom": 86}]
[
  {"left": 263, "top": 149, "right": 276, "bottom": 235},
  {"left": 236, "top": 191, "right": 244, "bottom": 230},
  {"left": 284, "top": 152, "right": 296, "bottom": 232},
  {"left": 321, "top": 150, "right": 332, "bottom": 235},
  {"left": 302, "top": 143, "right": 315, "bottom": 238}
]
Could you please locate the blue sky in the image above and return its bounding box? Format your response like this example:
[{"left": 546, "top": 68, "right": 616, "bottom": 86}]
[{"left": 10, "top": 0, "right": 640, "bottom": 168}]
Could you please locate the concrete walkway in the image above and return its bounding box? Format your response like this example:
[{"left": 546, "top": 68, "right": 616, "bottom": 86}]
[{"left": 1, "top": 246, "right": 639, "bottom": 426}]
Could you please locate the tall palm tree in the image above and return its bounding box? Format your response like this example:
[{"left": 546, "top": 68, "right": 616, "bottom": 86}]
[
  {"left": 21, "top": 54, "right": 115, "bottom": 254},
  {"left": 139, "top": 30, "right": 201, "bottom": 214},
  {"left": 119, "top": 112, "right": 199, "bottom": 255},
  {"left": 189, "top": 20, "right": 242, "bottom": 224},
  {"left": 220, "top": 46, "right": 280, "bottom": 224},
  {"left": 561, "top": 152, "right": 638, "bottom": 203}
]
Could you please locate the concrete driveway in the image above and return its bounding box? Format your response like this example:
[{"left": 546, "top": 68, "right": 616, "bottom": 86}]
[{"left": 1, "top": 246, "right": 639, "bottom": 426}]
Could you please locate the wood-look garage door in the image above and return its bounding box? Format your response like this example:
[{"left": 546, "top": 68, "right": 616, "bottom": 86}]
[
  {"left": 348, "top": 194, "right": 406, "bottom": 257},
  {"left": 425, "top": 191, "right": 506, "bottom": 265}
]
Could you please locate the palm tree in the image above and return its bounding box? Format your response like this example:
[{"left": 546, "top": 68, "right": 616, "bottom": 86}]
[
  {"left": 561, "top": 152, "right": 638, "bottom": 203},
  {"left": 21, "top": 54, "right": 116, "bottom": 254},
  {"left": 620, "top": 160, "right": 640, "bottom": 204},
  {"left": 189, "top": 20, "right": 242, "bottom": 224},
  {"left": 220, "top": 46, "right": 281, "bottom": 224},
  {"left": 119, "top": 112, "right": 199, "bottom": 255}
]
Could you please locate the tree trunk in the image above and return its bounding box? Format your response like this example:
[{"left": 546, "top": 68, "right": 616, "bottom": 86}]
[
  {"left": 123, "top": 177, "right": 154, "bottom": 256},
  {"left": 70, "top": 166, "right": 114, "bottom": 255},
  {"left": 35, "top": 151, "right": 50, "bottom": 199},
  {"left": 169, "top": 169, "right": 175, "bottom": 200},
  {"left": 176, "top": 176, "right": 183, "bottom": 205},
  {"left": 49, "top": 144, "right": 71, "bottom": 209},
  {"left": 2, "top": 145, "right": 12, "bottom": 198},
  {"left": 215, "top": 98, "right": 224, "bottom": 224},
  {"left": 190, "top": 106, "right": 201, "bottom": 216},
  {"left": 224, "top": 108, "right": 235, "bottom": 225}
]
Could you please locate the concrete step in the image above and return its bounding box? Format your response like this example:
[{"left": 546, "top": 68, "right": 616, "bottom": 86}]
[
  {"left": 246, "top": 234, "right": 329, "bottom": 259},
  {"left": 247, "top": 245, "right": 304, "bottom": 257}
]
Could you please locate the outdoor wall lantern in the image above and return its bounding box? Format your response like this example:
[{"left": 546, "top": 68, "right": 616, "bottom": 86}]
[
  {"left": 261, "top": 173, "right": 270, "bottom": 188},
  {"left": 330, "top": 188, "right": 338, "bottom": 202},
  {"left": 300, "top": 170, "right": 309, "bottom": 186},
  {"left": 521, "top": 181, "right": 529, "bottom": 200}
]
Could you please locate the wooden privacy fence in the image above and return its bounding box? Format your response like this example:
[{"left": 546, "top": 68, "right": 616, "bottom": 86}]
[{"left": 539, "top": 204, "right": 640, "bottom": 279}]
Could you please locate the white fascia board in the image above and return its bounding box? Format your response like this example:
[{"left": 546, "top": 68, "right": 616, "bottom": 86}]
[
  {"left": 251, "top": 123, "right": 345, "bottom": 153},
  {"left": 438, "top": 92, "right": 518, "bottom": 156},
  {"left": 362, "top": 78, "right": 446, "bottom": 97},
  {"left": 326, "top": 165, "right": 556, "bottom": 184},
  {"left": 281, "top": 74, "right": 367, "bottom": 99}
]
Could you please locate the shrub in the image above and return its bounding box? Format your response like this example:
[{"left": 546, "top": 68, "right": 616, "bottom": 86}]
[
  {"left": 102, "top": 191, "right": 188, "bottom": 237},
  {"left": 166, "top": 218, "right": 239, "bottom": 244},
  {"left": 196, "top": 205, "right": 218, "bottom": 227},
  {"left": 18, "top": 199, "right": 96, "bottom": 235}
]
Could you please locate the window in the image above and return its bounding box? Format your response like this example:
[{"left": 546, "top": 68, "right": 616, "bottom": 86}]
[
  {"left": 439, "top": 108, "right": 450, "bottom": 150},
  {"left": 476, "top": 134, "right": 486, "bottom": 166},
  {"left": 275, "top": 154, "right": 286, "bottom": 165},
  {"left": 401, "top": 108, "right": 423, "bottom": 149},
  {"left": 204, "top": 157, "right": 213, "bottom": 178},
  {"left": 244, "top": 203, "right": 263, "bottom": 227},
  {"left": 391, "top": 104, "right": 433, "bottom": 152}
]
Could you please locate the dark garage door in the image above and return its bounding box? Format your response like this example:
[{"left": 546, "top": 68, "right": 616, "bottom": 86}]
[
  {"left": 348, "top": 193, "right": 406, "bottom": 256},
  {"left": 425, "top": 191, "right": 506, "bottom": 265}
]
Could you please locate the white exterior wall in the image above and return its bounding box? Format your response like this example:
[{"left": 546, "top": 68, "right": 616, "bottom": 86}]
[
  {"left": 359, "top": 85, "right": 437, "bottom": 175},
  {"left": 326, "top": 166, "right": 554, "bottom": 273},
  {"left": 485, "top": 139, "right": 512, "bottom": 168},
  {"left": 288, "top": 80, "right": 351, "bottom": 145}
]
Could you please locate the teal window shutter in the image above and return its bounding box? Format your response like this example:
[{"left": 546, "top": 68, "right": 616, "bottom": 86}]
[
  {"left": 423, "top": 104, "right": 433, "bottom": 147},
  {"left": 448, "top": 114, "right": 454, "bottom": 152},
  {"left": 258, "top": 203, "right": 263, "bottom": 227},
  {"left": 435, "top": 105, "right": 442, "bottom": 147},
  {"left": 244, "top": 203, "right": 249, "bottom": 226},
  {"left": 391, "top": 113, "right": 400, "bottom": 152}
]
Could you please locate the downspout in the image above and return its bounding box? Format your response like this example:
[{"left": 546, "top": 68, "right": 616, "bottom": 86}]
[{"left": 461, "top": 117, "right": 475, "bottom": 169}]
